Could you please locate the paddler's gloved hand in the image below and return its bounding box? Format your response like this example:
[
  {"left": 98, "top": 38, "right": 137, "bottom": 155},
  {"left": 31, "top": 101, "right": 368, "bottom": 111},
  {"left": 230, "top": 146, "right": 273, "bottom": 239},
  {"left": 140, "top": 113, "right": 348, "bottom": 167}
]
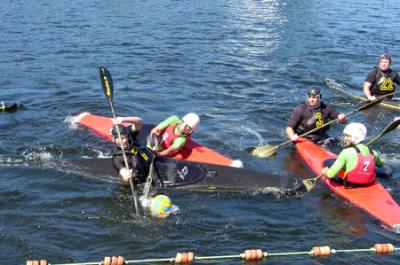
[
  {"left": 290, "top": 134, "right": 299, "bottom": 141},
  {"left": 321, "top": 167, "right": 329, "bottom": 177},
  {"left": 150, "top": 126, "right": 162, "bottom": 136},
  {"left": 337, "top": 114, "right": 347, "bottom": 123},
  {"left": 112, "top": 117, "right": 123, "bottom": 124},
  {"left": 119, "top": 167, "right": 133, "bottom": 184}
]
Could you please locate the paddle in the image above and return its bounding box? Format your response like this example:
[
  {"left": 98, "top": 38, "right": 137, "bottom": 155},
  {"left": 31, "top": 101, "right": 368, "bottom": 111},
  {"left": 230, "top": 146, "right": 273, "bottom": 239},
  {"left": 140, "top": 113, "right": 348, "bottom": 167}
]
[
  {"left": 141, "top": 156, "right": 156, "bottom": 210},
  {"left": 99, "top": 67, "right": 141, "bottom": 215},
  {"left": 366, "top": 117, "right": 400, "bottom": 146},
  {"left": 303, "top": 118, "right": 400, "bottom": 192},
  {"left": 302, "top": 173, "right": 324, "bottom": 192},
  {"left": 251, "top": 95, "right": 386, "bottom": 158}
]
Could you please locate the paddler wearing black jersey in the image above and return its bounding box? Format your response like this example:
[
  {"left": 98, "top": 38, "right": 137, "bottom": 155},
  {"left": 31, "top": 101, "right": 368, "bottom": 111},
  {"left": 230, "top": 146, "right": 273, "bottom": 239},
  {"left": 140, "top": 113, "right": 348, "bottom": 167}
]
[
  {"left": 286, "top": 88, "right": 347, "bottom": 144},
  {"left": 363, "top": 54, "right": 400, "bottom": 101}
]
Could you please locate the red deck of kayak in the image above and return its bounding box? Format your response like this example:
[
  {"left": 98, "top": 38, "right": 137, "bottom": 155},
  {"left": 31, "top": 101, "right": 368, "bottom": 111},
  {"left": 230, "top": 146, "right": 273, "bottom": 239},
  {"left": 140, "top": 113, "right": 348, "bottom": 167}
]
[
  {"left": 296, "top": 138, "right": 400, "bottom": 231},
  {"left": 75, "top": 113, "right": 238, "bottom": 167}
]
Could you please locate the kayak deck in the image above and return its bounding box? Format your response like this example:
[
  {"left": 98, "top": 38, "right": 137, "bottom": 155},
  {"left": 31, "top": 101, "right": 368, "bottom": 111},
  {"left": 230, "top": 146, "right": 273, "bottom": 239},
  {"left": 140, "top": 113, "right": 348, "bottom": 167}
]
[
  {"left": 325, "top": 78, "right": 400, "bottom": 111},
  {"left": 74, "top": 113, "right": 241, "bottom": 167},
  {"left": 296, "top": 138, "right": 400, "bottom": 232}
]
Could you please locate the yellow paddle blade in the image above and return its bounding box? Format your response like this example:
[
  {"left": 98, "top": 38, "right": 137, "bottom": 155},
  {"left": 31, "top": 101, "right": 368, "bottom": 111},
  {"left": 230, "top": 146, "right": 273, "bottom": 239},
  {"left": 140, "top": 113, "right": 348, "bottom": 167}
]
[
  {"left": 302, "top": 174, "right": 324, "bottom": 192},
  {"left": 302, "top": 178, "right": 317, "bottom": 192},
  {"left": 250, "top": 145, "right": 278, "bottom": 158}
]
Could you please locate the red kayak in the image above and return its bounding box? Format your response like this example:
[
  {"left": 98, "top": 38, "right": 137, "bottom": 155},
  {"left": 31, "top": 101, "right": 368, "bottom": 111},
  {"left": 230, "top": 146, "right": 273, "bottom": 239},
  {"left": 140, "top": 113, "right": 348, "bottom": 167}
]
[
  {"left": 296, "top": 138, "right": 400, "bottom": 233},
  {"left": 74, "top": 113, "right": 242, "bottom": 167}
]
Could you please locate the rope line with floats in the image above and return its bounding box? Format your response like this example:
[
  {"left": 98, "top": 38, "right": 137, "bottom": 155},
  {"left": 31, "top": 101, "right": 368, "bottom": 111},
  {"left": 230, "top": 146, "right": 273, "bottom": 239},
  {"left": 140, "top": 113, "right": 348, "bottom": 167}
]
[{"left": 26, "top": 243, "right": 399, "bottom": 265}]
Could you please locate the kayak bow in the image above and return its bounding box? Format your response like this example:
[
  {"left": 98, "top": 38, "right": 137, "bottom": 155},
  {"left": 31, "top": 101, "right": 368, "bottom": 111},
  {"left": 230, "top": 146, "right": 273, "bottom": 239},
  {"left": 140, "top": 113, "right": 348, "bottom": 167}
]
[{"left": 296, "top": 138, "right": 400, "bottom": 233}]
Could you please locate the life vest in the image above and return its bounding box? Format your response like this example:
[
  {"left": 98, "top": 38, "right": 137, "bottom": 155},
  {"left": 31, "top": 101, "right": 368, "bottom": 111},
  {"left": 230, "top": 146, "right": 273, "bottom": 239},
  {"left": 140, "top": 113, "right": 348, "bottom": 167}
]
[
  {"left": 297, "top": 103, "right": 329, "bottom": 135},
  {"left": 344, "top": 145, "right": 376, "bottom": 185},
  {"left": 160, "top": 124, "right": 190, "bottom": 151},
  {"left": 113, "top": 146, "right": 154, "bottom": 182},
  {"left": 371, "top": 68, "right": 396, "bottom": 96}
]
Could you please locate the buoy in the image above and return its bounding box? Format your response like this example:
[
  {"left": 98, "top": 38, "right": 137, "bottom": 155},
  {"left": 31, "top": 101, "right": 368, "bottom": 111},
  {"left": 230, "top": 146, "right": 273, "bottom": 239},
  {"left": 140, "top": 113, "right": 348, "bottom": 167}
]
[{"left": 150, "top": 194, "right": 173, "bottom": 218}]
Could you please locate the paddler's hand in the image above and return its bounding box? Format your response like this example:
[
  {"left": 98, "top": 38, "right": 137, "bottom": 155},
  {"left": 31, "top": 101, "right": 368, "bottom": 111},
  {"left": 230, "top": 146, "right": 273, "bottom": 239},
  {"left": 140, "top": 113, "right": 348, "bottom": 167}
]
[
  {"left": 367, "top": 95, "right": 377, "bottom": 101},
  {"left": 112, "top": 117, "right": 123, "bottom": 124},
  {"left": 290, "top": 134, "right": 299, "bottom": 141},
  {"left": 150, "top": 128, "right": 160, "bottom": 136},
  {"left": 337, "top": 113, "right": 347, "bottom": 123},
  {"left": 119, "top": 167, "right": 133, "bottom": 184},
  {"left": 321, "top": 167, "right": 328, "bottom": 176}
]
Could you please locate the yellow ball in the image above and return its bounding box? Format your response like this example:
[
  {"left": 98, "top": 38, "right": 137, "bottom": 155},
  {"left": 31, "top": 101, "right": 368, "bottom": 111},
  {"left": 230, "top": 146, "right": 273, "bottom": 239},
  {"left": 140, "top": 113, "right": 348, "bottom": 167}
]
[{"left": 150, "top": 195, "right": 172, "bottom": 217}]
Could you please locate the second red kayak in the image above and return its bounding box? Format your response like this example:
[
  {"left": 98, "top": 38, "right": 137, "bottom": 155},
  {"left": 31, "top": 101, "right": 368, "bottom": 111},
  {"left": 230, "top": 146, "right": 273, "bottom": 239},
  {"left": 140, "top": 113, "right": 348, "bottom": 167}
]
[
  {"left": 296, "top": 138, "right": 400, "bottom": 233},
  {"left": 74, "top": 112, "right": 243, "bottom": 167}
]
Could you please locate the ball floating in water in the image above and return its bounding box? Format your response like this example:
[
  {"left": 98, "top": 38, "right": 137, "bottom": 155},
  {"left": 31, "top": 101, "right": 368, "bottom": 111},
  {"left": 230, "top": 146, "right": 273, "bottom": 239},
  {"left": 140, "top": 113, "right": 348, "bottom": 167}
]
[{"left": 150, "top": 195, "right": 172, "bottom": 217}]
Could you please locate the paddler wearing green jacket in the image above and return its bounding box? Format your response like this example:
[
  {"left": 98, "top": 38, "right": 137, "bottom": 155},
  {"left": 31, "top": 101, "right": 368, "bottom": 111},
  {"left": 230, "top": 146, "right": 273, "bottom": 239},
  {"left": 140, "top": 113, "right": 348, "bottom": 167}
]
[
  {"left": 321, "top": 123, "right": 384, "bottom": 186},
  {"left": 148, "top": 113, "right": 200, "bottom": 157}
]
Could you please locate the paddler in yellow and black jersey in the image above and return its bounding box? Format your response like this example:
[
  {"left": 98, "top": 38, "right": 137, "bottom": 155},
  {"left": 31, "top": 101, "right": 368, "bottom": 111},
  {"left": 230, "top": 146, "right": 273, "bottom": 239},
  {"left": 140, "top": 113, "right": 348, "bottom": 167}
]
[
  {"left": 148, "top": 113, "right": 200, "bottom": 157},
  {"left": 363, "top": 54, "right": 400, "bottom": 101},
  {"left": 286, "top": 88, "right": 347, "bottom": 144},
  {"left": 110, "top": 124, "right": 154, "bottom": 185}
]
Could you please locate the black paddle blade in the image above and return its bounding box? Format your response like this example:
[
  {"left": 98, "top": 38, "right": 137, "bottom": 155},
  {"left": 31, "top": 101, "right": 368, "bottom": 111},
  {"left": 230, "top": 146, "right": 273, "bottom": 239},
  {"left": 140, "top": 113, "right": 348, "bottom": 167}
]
[
  {"left": 367, "top": 117, "right": 400, "bottom": 146},
  {"left": 99, "top": 67, "right": 114, "bottom": 100},
  {"left": 382, "top": 118, "right": 400, "bottom": 135}
]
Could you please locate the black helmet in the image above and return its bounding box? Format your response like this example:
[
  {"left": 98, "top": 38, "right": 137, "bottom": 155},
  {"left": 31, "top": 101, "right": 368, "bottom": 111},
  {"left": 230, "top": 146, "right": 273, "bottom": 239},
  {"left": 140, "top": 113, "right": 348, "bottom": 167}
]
[
  {"left": 110, "top": 124, "right": 129, "bottom": 138},
  {"left": 307, "top": 87, "right": 321, "bottom": 98}
]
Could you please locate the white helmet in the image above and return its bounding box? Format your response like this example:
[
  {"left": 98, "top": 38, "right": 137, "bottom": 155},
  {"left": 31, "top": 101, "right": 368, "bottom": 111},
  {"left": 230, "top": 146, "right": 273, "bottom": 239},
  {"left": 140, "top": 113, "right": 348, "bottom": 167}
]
[
  {"left": 182, "top": 113, "right": 200, "bottom": 132},
  {"left": 343, "top": 123, "right": 367, "bottom": 144}
]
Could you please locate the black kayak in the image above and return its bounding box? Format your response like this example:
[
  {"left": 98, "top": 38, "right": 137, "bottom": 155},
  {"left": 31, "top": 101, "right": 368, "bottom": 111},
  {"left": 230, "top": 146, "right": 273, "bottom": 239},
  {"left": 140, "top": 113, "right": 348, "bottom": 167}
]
[
  {"left": 0, "top": 102, "right": 20, "bottom": 112},
  {"left": 66, "top": 157, "right": 303, "bottom": 194}
]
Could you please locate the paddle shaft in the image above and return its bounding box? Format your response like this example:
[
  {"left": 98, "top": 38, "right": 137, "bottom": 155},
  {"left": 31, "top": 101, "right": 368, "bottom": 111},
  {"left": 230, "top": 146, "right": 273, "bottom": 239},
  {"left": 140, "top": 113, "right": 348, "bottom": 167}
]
[{"left": 143, "top": 157, "right": 155, "bottom": 199}]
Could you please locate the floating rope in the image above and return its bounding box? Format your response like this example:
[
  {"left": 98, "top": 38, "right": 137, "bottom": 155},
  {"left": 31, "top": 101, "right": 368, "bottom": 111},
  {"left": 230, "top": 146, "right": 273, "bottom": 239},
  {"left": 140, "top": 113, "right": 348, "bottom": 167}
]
[{"left": 26, "top": 243, "right": 399, "bottom": 265}]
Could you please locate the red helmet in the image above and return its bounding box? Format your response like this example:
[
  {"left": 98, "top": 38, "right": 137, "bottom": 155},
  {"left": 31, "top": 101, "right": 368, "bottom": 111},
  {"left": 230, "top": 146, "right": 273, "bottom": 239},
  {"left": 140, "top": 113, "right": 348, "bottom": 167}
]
[{"left": 380, "top": 54, "right": 392, "bottom": 64}]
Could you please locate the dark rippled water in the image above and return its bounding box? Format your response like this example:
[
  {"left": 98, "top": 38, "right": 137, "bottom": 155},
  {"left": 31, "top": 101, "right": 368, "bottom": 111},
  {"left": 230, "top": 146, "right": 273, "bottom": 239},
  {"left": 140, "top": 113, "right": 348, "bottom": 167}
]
[{"left": 1, "top": 0, "right": 400, "bottom": 264}]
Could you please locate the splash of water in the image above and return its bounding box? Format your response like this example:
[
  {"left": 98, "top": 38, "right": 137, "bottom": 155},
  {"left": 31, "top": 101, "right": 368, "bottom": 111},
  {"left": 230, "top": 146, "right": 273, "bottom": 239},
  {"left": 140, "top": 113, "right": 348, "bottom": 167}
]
[{"left": 239, "top": 126, "right": 266, "bottom": 150}]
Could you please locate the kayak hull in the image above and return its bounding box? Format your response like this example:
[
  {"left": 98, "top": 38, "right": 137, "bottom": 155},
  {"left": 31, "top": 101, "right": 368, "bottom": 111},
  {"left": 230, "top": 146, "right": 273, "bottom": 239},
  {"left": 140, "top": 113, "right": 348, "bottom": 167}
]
[
  {"left": 66, "top": 158, "right": 303, "bottom": 194},
  {"left": 296, "top": 138, "right": 400, "bottom": 232},
  {"left": 74, "top": 113, "right": 240, "bottom": 167}
]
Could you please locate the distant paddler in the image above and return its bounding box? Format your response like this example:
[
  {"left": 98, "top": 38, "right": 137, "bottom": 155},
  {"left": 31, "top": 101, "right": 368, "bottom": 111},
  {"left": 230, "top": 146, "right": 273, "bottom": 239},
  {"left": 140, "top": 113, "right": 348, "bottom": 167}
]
[
  {"left": 320, "top": 123, "right": 384, "bottom": 187},
  {"left": 286, "top": 88, "right": 347, "bottom": 145},
  {"left": 0, "top": 101, "right": 20, "bottom": 112},
  {"left": 363, "top": 54, "right": 400, "bottom": 101},
  {"left": 148, "top": 113, "right": 200, "bottom": 157}
]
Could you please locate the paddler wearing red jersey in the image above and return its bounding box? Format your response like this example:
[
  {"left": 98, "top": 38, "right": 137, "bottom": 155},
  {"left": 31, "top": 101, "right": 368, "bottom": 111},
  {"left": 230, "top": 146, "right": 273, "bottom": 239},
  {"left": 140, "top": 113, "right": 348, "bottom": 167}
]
[
  {"left": 286, "top": 88, "right": 347, "bottom": 143},
  {"left": 321, "top": 123, "right": 384, "bottom": 186},
  {"left": 148, "top": 113, "right": 200, "bottom": 157}
]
